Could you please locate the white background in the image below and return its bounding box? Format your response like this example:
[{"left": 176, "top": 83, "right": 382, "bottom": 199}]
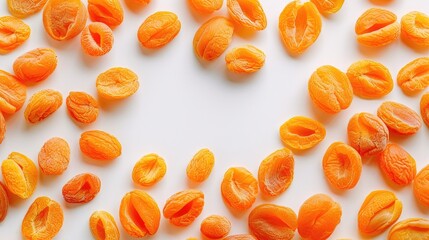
[{"left": 1, "top": 0, "right": 429, "bottom": 239}]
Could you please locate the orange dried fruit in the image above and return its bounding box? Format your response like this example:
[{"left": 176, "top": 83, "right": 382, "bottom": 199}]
[
  {"left": 81, "top": 22, "right": 114, "bottom": 57},
  {"left": 186, "top": 148, "right": 215, "bottom": 183},
  {"left": 358, "top": 190, "right": 402, "bottom": 236},
  {"left": 119, "top": 190, "right": 160, "bottom": 237},
  {"left": 24, "top": 89, "right": 63, "bottom": 124},
  {"left": 421, "top": 92, "right": 429, "bottom": 128},
  {"left": 96, "top": 67, "right": 139, "bottom": 100},
  {"left": 279, "top": 1, "right": 322, "bottom": 55},
  {"left": 279, "top": 116, "right": 326, "bottom": 150},
  {"left": 227, "top": 0, "right": 267, "bottom": 31},
  {"left": 189, "top": 0, "right": 223, "bottom": 13},
  {"left": 88, "top": 0, "right": 124, "bottom": 28},
  {"left": 413, "top": 165, "right": 429, "bottom": 206},
  {"left": 13, "top": 48, "right": 57, "bottom": 84},
  {"left": 132, "top": 153, "right": 167, "bottom": 187},
  {"left": 21, "top": 196, "right": 63, "bottom": 240},
  {"left": 310, "top": 0, "right": 344, "bottom": 14},
  {"left": 224, "top": 235, "right": 257, "bottom": 240},
  {"left": 397, "top": 57, "right": 429, "bottom": 95},
  {"left": 258, "top": 148, "right": 294, "bottom": 196},
  {"left": 62, "top": 173, "right": 101, "bottom": 203},
  {"left": 355, "top": 8, "right": 400, "bottom": 47},
  {"left": 38, "top": 137, "right": 70, "bottom": 175},
  {"left": 0, "top": 16, "right": 31, "bottom": 54},
  {"left": 89, "top": 210, "right": 120, "bottom": 240},
  {"left": 137, "top": 11, "right": 181, "bottom": 49},
  {"left": 7, "top": 0, "right": 48, "bottom": 18},
  {"left": 193, "top": 17, "right": 234, "bottom": 61},
  {"left": 378, "top": 143, "right": 416, "bottom": 186},
  {"left": 346, "top": 60, "right": 393, "bottom": 99},
  {"left": 297, "top": 194, "right": 342, "bottom": 240},
  {"left": 0, "top": 182, "right": 8, "bottom": 222},
  {"left": 323, "top": 142, "right": 362, "bottom": 190},
  {"left": 401, "top": 11, "right": 429, "bottom": 47},
  {"left": 347, "top": 112, "right": 389, "bottom": 158},
  {"left": 200, "top": 215, "right": 231, "bottom": 239},
  {"left": 79, "top": 130, "right": 122, "bottom": 161},
  {"left": 43, "top": 0, "right": 88, "bottom": 41},
  {"left": 221, "top": 167, "right": 258, "bottom": 211},
  {"left": 225, "top": 45, "right": 265, "bottom": 74},
  {"left": 248, "top": 204, "right": 297, "bottom": 240},
  {"left": 0, "top": 112, "right": 5, "bottom": 144},
  {"left": 388, "top": 218, "right": 429, "bottom": 240},
  {"left": 377, "top": 101, "right": 422, "bottom": 135},
  {"left": 163, "top": 189, "right": 204, "bottom": 227},
  {"left": 66, "top": 91, "right": 99, "bottom": 124},
  {"left": 308, "top": 65, "right": 353, "bottom": 114},
  {"left": 0, "top": 70, "right": 26, "bottom": 115},
  {"left": 1, "top": 152, "right": 37, "bottom": 199}
]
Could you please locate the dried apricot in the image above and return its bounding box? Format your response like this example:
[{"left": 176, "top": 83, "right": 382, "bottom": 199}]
[
  {"left": 310, "top": 0, "right": 344, "bottom": 14},
  {"left": 1, "top": 152, "right": 37, "bottom": 199},
  {"left": 163, "top": 189, "right": 204, "bottom": 227},
  {"left": 297, "top": 194, "right": 342, "bottom": 240},
  {"left": 421, "top": 92, "right": 429, "bottom": 128},
  {"left": 81, "top": 22, "right": 114, "bottom": 56},
  {"left": 189, "top": 0, "right": 223, "bottom": 13},
  {"left": 96, "top": 67, "right": 139, "bottom": 100},
  {"left": 38, "top": 137, "right": 70, "bottom": 175},
  {"left": 89, "top": 210, "right": 120, "bottom": 240},
  {"left": 388, "top": 218, "right": 429, "bottom": 240},
  {"left": 88, "top": 0, "right": 124, "bottom": 28},
  {"left": 119, "top": 190, "right": 160, "bottom": 237},
  {"left": 66, "top": 91, "right": 99, "bottom": 124},
  {"left": 79, "top": 130, "right": 122, "bottom": 161},
  {"left": 258, "top": 148, "right": 294, "bottom": 196},
  {"left": 401, "top": 11, "right": 429, "bottom": 47},
  {"left": 279, "top": 1, "right": 322, "bottom": 55},
  {"left": 0, "top": 16, "right": 31, "bottom": 54},
  {"left": 221, "top": 167, "right": 258, "bottom": 211},
  {"left": 0, "top": 70, "right": 26, "bottom": 115},
  {"left": 137, "top": 11, "right": 181, "bottom": 49},
  {"left": 0, "top": 182, "right": 8, "bottom": 222},
  {"left": 22, "top": 196, "right": 63, "bottom": 240},
  {"left": 358, "top": 190, "right": 402, "bottom": 236},
  {"left": 132, "top": 153, "right": 167, "bottom": 187},
  {"left": 225, "top": 45, "right": 265, "bottom": 74},
  {"left": 193, "top": 17, "right": 234, "bottom": 61},
  {"left": 13, "top": 48, "right": 57, "bottom": 84},
  {"left": 43, "top": 0, "right": 88, "bottom": 41},
  {"left": 224, "top": 235, "right": 257, "bottom": 240},
  {"left": 355, "top": 8, "right": 400, "bottom": 47},
  {"left": 346, "top": 60, "right": 393, "bottom": 99},
  {"left": 186, "top": 148, "right": 215, "bottom": 183},
  {"left": 323, "top": 142, "right": 362, "bottom": 190},
  {"left": 7, "top": 0, "right": 48, "bottom": 18},
  {"left": 62, "top": 173, "right": 101, "bottom": 203},
  {"left": 397, "top": 57, "right": 429, "bottom": 95},
  {"left": 347, "top": 112, "right": 389, "bottom": 158},
  {"left": 24, "top": 89, "right": 63, "bottom": 124},
  {"left": 200, "top": 215, "right": 231, "bottom": 239},
  {"left": 377, "top": 101, "right": 422, "bottom": 135},
  {"left": 414, "top": 165, "right": 429, "bottom": 206},
  {"left": 378, "top": 143, "right": 416, "bottom": 186},
  {"left": 279, "top": 116, "right": 326, "bottom": 150},
  {"left": 248, "top": 204, "right": 297, "bottom": 240},
  {"left": 308, "top": 65, "right": 353, "bottom": 114},
  {"left": 227, "top": 0, "right": 267, "bottom": 31},
  {"left": 0, "top": 112, "right": 5, "bottom": 144}
]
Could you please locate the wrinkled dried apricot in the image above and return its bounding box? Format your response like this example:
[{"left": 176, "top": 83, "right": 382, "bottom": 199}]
[
  {"left": 377, "top": 101, "right": 422, "bottom": 135},
  {"left": 88, "top": 0, "right": 124, "bottom": 28},
  {"left": 7, "top": 0, "right": 48, "bottom": 18},
  {"left": 401, "top": 11, "right": 429, "bottom": 47},
  {"left": 355, "top": 8, "right": 400, "bottom": 47},
  {"left": 22, "top": 196, "right": 63, "bottom": 240},
  {"left": 346, "top": 60, "right": 393, "bottom": 99},
  {"left": 414, "top": 165, "right": 429, "bottom": 206},
  {"left": 310, "top": 0, "right": 344, "bottom": 14},
  {"left": 279, "top": 116, "right": 326, "bottom": 150},
  {"left": 81, "top": 22, "right": 114, "bottom": 57},
  {"left": 227, "top": 0, "right": 267, "bottom": 31},
  {"left": 96, "top": 67, "right": 139, "bottom": 100},
  {"left": 0, "top": 16, "right": 30, "bottom": 54},
  {"left": 43, "top": 0, "right": 88, "bottom": 41},
  {"left": 388, "top": 218, "right": 429, "bottom": 240},
  {"left": 62, "top": 173, "right": 101, "bottom": 203},
  {"left": 308, "top": 65, "right": 353, "bottom": 114},
  {"left": 193, "top": 17, "right": 234, "bottom": 61},
  {"left": 0, "top": 112, "right": 5, "bottom": 144},
  {"left": 38, "top": 137, "right": 70, "bottom": 175},
  {"left": 258, "top": 148, "right": 294, "bottom": 196},
  {"left": 79, "top": 130, "right": 122, "bottom": 161},
  {"left": 0, "top": 70, "right": 26, "bottom": 115},
  {"left": 279, "top": 1, "right": 322, "bottom": 55},
  {"left": 189, "top": 0, "right": 223, "bottom": 13},
  {"left": 186, "top": 148, "right": 215, "bottom": 183},
  {"left": 200, "top": 215, "right": 231, "bottom": 239},
  {"left": 397, "top": 57, "right": 429, "bottom": 95},
  {"left": 119, "top": 190, "right": 160, "bottom": 237},
  {"left": 358, "top": 190, "right": 402, "bottom": 236},
  {"left": 132, "top": 153, "right": 167, "bottom": 187},
  {"left": 163, "top": 189, "right": 204, "bottom": 227},
  {"left": 66, "top": 91, "right": 99, "bottom": 124},
  {"left": 225, "top": 45, "right": 265, "bottom": 74},
  {"left": 24, "top": 89, "right": 63, "bottom": 124},
  {"left": 249, "top": 204, "right": 297, "bottom": 240},
  {"left": 323, "top": 142, "right": 362, "bottom": 190},
  {"left": 0, "top": 182, "right": 8, "bottom": 222},
  {"left": 347, "top": 112, "right": 389, "bottom": 158},
  {"left": 89, "top": 210, "right": 120, "bottom": 240},
  {"left": 221, "top": 167, "right": 258, "bottom": 211},
  {"left": 13, "top": 48, "right": 57, "bottom": 84},
  {"left": 421, "top": 92, "right": 429, "bottom": 128},
  {"left": 298, "top": 194, "right": 342, "bottom": 240},
  {"left": 1, "top": 152, "right": 37, "bottom": 199},
  {"left": 224, "top": 235, "right": 257, "bottom": 240},
  {"left": 378, "top": 143, "right": 416, "bottom": 186},
  {"left": 137, "top": 11, "right": 181, "bottom": 49}
]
